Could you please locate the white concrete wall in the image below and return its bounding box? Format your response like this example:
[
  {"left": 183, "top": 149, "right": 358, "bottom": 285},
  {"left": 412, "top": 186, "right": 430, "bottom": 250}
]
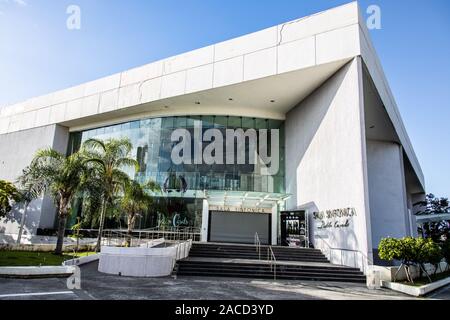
[
  {"left": 0, "top": 124, "right": 69, "bottom": 235},
  {"left": 99, "top": 241, "right": 192, "bottom": 277},
  {"left": 358, "top": 10, "right": 424, "bottom": 190},
  {"left": 285, "top": 58, "right": 372, "bottom": 268},
  {"left": 366, "top": 140, "right": 409, "bottom": 250}
]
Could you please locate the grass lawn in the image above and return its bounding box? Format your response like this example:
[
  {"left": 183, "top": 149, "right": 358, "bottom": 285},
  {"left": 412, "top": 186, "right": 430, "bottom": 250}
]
[{"left": 0, "top": 251, "right": 96, "bottom": 267}]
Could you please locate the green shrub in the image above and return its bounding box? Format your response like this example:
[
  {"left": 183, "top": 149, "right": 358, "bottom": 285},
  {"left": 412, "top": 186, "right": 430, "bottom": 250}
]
[
  {"left": 417, "top": 237, "right": 442, "bottom": 276},
  {"left": 417, "top": 238, "right": 442, "bottom": 265},
  {"left": 0, "top": 180, "right": 21, "bottom": 217},
  {"left": 378, "top": 237, "right": 402, "bottom": 262},
  {"left": 378, "top": 237, "right": 442, "bottom": 282}
]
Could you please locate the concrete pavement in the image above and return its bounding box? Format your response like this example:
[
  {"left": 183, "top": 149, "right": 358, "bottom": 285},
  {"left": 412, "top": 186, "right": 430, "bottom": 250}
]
[{"left": 0, "top": 261, "right": 434, "bottom": 300}]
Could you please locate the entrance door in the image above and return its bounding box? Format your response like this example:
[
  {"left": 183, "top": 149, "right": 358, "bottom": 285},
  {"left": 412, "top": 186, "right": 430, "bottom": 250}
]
[{"left": 209, "top": 211, "right": 270, "bottom": 244}]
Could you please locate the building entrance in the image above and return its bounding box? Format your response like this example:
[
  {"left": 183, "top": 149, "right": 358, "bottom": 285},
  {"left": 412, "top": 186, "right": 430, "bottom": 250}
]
[{"left": 208, "top": 211, "right": 271, "bottom": 245}]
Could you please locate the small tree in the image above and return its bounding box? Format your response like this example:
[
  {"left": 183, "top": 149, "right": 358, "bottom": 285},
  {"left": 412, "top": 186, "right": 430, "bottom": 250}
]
[
  {"left": 16, "top": 168, "right": 45, "bottom": 244},
  {"left": 19, "top": 149, "right": 88, "bottom": 255},
  {"left": 121, "top": 180, "right": 160, "bottom": 247},
  {"left": 82, "top": 138, "right": 138, "bottom": 252},
  {"left": 415, "top": 237, "right": 442, "bottom": 280},
  {"left": 0, "top": 180, "right": 21, "bottom": 218},
  {"left": 378, "top": 237, "right": 402, "bottom": 262},
  {"left": 379, "top": 237, "right": 442, "bottom": 283},
  {"left": 70, "top": 217, "right": 83, "bottom": 253}
]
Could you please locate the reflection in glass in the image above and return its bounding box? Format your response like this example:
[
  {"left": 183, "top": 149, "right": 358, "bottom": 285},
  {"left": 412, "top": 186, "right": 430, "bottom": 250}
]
[
  {"left": 68, "top": 115, "right": 285, "bottom": 194},
  {"left": 67, "top": 116, "right": 286, "bottom": 229}
]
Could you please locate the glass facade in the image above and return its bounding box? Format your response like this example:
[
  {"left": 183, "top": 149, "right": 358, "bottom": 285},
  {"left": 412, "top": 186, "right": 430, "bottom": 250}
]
[
  {"left": 68, "top": 116, "right": 285, "bottom": 193},
  {"left": 67, "top": 116, "right": 285, "bottom": 230}
]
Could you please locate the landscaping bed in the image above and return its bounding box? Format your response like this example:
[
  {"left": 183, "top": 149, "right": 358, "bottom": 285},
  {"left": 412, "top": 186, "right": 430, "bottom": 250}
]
[{"left": 399, "top": 270, "right": 450, "bottom": 287}]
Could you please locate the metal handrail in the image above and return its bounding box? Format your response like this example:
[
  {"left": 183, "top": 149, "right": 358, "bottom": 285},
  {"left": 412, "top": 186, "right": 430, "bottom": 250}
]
[
  {"left": 313, "top": 233, "right": 386, "bottom": 274},
  {"left": 267, "top": 246, "right": 277, "bottom": 280},
  {"left": 98, "top": 227, "right": 200, "bottom": 247},
  {"left": 254, "top": 232, "right": 261, "bottom": 260},
  {"left": 172, "top": 238, "right": 193, "bottom": 270}
]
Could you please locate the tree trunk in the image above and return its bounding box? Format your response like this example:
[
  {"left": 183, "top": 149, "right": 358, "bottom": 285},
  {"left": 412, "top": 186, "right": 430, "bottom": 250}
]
[
  {"left": 95, "top": 199, "right": 107, "bottom": 252},
  {"left": 55, "top": 212, "right": 68, "bottom": 255},
  {"left": 126, "top": 213, "right": 135, "bottom": 247},
  {"left": 16, "top": 201, "right": 29, "bottom": 245}
]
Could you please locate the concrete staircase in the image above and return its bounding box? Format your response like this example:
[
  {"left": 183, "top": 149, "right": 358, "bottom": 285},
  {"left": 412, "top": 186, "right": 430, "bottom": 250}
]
[
  {"left": 189, "top": 243, "right": 330, "bottom": 263},
  {"left": 174, "top": 243, "right": 366, "bottom": 283}
]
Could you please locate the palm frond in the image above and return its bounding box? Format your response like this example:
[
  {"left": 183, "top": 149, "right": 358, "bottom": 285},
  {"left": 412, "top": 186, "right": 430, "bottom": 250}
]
[
  {"left": 116, "top": 157, "right": 139, "bottom": 172},
  {"left": 82, "top": 138, "right": 106, "bottom": 153}
]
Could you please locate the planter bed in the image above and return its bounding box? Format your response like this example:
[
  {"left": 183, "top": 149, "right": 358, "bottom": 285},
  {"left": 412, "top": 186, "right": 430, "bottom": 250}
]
[{"left": 381, "top": 271, "right": 450, "bottom": 297}]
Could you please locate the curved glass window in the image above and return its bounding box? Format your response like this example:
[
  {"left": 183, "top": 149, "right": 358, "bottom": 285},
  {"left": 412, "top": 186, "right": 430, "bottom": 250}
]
[{"left": 68, "top": 116, "right": 285, "bottom": 194}]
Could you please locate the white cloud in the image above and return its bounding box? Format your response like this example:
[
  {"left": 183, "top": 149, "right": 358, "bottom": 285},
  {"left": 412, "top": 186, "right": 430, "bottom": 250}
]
[
  {"left": 0, "top": 0, "right": 27, "bottom": 6},
  {"left": 13, "top": 0, "right": 27, "bottom": 6}
]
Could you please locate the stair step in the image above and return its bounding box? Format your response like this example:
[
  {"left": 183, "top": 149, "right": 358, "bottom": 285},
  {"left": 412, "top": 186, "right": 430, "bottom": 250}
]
[
  {"left": 178, "top": 268, "right": 364, "bottom": 277},
  {"left": 189, "top": 252, "right": 328, "bottom": 258},
  {"left": 176, "top": 272, "right": 366, "bottom": 283},
  {"left": 177, "top": 272, "right": 364, "bottom": 280},
  {"left": 192, "top": 248, "right": 323, "bottom": 252},
  {"left": 190, "top": 248, "right": 326, "bottom": 254},
  {"left": 189, "top": 253, "right": 329, "bottom": 262},
  {"left": 190, "top": 249, "right": 325, "bottom": 256},
  {"left": 177, "top": 243, "right": 366, "bottom": 284},
  {"left": 178, "top": 263, "right": 362, "bottom": 273}
]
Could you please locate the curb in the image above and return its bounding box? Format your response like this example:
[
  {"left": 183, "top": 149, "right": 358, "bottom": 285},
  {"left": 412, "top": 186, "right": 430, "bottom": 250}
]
[
  {"left": 0, "top": 266, "right": 76, "bottom": 279},
  {"left": 63, "top": 254, "right": 100, "bottom": 266}
]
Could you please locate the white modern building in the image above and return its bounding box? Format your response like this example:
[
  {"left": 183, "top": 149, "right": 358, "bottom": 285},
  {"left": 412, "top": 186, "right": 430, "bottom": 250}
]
[{"left": 0, "top": 2, "right": 425, "bottom": 269}]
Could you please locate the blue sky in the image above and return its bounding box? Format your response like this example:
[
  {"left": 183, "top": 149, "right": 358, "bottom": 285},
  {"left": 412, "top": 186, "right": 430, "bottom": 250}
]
[{"left": 0, "top": 0, "right": 449, "bottom": 198}]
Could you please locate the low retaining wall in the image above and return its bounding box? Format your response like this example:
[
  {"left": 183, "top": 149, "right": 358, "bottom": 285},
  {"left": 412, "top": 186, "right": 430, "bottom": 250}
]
[
  {"left": 0, "top": 266, "right": 75, "bottom": 278},
  {"left": 0, "top": 265, "right": 81, "bottom": 289},
  {"left": 98, "top": 240, "right": 192, "bottom": 277},
  {"left": 63, "top": 254, "right": 100, "bottom": 266},
  {"left": 382, "top": 276, "right": 450, "bottom": 297}
]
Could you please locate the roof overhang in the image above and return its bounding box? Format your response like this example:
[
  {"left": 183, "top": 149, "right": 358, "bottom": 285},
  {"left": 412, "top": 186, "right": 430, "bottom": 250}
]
[{"left": 66, "top": 59, "right": 351, "bottom": 132}]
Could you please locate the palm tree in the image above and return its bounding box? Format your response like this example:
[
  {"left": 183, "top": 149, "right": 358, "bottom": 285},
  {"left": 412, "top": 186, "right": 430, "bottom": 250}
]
[
  {"left": 121, "top": 180, "right": 160, "bottom": 246},
  {"left": 16, "top": 167, "right": 46, "bottom": 244},
  {"left": 19, "top": 149, "right": 88, "bottom": 254},
  {"left": 82, "top": 138, "right": 138, "bottom": 251},
  {"left": 0, "top": 180, "right": 21, "bottom": 218}
]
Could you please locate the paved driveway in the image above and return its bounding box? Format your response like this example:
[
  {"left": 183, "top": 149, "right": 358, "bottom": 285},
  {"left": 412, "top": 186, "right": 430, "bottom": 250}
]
[{"left": 0, "top": 261, "right": 431, "bottom": 300}]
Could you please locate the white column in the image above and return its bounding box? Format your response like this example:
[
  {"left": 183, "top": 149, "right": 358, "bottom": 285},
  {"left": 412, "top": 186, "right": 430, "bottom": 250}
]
[
  {"left": 271, "top": 204, "right": 278, "bottom": 245},
  {"left": 200, "top": 199, "right": 209, "bottom": 242}
]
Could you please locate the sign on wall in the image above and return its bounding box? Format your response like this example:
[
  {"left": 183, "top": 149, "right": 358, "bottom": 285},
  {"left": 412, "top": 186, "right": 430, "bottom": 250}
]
[
  {"left": 209, "top": 205, "right": 272, "bottom": 214},
  {"left": 312, "top": 208, "right": 357, "bottom": 230}
]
